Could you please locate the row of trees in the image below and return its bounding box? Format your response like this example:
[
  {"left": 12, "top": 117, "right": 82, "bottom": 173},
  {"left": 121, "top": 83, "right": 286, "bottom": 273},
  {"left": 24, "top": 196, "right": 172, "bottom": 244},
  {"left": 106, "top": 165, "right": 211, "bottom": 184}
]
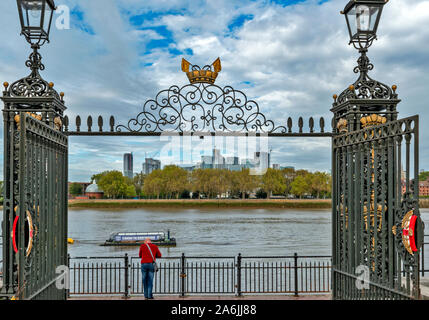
[{"left": 74, "top": 166, "right": 331, "bottom": 200}]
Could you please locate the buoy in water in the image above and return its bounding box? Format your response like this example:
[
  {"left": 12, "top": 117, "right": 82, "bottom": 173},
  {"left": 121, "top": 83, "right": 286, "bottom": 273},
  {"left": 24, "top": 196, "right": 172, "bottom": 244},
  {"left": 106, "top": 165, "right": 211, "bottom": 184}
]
[{"left": 68, "top": 238, "right": 74, "bottom": 244}]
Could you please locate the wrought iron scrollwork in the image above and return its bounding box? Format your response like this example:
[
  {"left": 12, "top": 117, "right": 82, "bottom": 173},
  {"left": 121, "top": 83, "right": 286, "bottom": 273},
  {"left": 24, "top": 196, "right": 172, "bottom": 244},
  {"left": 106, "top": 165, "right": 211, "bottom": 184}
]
[
  {"left": 7, "top": 46, "right": 60, "bottom": 100},
  {"left": 115, "top": 83, "right": 287, "bottom": 134},
  {"left": 337, "top": 50, "right": 393, "bottom": 104}
]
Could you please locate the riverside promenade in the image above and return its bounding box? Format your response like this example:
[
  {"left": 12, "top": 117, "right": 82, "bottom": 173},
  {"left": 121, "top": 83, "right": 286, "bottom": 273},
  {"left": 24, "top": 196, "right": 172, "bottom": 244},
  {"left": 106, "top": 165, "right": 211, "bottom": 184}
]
[
  {"left": 69, "top": 294, "right": 331, "bottom": 300},
  {"left": 67, "top": 277, "right": 427, "bottom": 300}
]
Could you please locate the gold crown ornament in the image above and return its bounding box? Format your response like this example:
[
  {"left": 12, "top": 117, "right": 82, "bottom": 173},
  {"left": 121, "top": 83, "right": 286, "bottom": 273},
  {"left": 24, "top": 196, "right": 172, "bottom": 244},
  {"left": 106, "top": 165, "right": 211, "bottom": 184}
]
[
  {"left": 360, "top": 114, "right": 387, "bottom": 129},
  {"left": 181, "top": 58, "right": 222, "bottom": 84}
]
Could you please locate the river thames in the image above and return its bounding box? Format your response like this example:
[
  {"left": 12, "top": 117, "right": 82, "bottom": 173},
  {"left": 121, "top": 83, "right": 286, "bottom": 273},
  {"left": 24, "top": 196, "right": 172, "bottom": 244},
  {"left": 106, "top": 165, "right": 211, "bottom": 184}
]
[
  {"left": 65, "top": 208, "right": 429, "bottom": 263},
  {"left": 1, "top": 208, "right": 428, "bottom": 262}
]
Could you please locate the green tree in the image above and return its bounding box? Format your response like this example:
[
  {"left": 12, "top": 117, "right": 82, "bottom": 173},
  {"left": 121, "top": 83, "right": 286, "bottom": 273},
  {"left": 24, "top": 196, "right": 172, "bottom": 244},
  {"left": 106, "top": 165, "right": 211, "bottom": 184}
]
[
  {"left": 232, "top": 169, "right": 259, "bottom": 200},
  {"left": 419, "top": 171, "right": 429, "bottom": 182},
  {"left": 190, "top": 169, "right": 231, "bottom": 199},
  {"left": 98, "top": 171, "right": 129, "bottom": 199},
  {"left": 281, "top": 167, "right": 296, "bottom": 195},
  {"left": 261, "top": 168, "right": 286, "bottom": 198},
  {"left": 309, "top": 171, "right": 331, "bottom": 199},
  {"left": 91, "top": 171, "right": 109, "bottom": 184},
  {"left": 190, "top": 169, "right": 204, "bottom": 198},
  {"left": 290, "top": 175, "right": 309, "bottom": 199},
  {"left": 162, "top": 165, "right": 189, "bottom": 199},
  {"left": 125, "top": 185, "right": 137, "bottom": 198},
  {"left": 133, "top": 173, "right": 146, "bottom": 197},
  {"left": 69, "top": 182, "right": 83, "bottom": 196},
  {"left": 142, "top": 169, "right": 165, "bottom": 199},
  {"left": 216, "top": 169, "right": 233, "bottom": 198}
]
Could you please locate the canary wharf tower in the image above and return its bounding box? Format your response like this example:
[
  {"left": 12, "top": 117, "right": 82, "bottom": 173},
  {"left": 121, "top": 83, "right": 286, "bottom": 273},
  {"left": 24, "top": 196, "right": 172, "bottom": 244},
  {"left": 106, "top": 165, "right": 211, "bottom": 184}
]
[{"left": 123, "top": 152, "right": 133, "bottom": 179}]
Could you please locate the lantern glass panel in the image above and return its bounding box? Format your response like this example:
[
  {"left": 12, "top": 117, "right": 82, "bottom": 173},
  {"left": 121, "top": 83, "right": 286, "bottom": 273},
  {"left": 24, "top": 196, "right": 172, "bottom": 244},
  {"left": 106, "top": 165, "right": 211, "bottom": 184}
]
[
  {"left": 347, "top": 5, "right": 380, "bottom": 36},
  {"left": 43, "top": 2, "right": 54, "bottom": 34},
  {"left": 21, "top": 0, "right": 44, "bottom": 28}
]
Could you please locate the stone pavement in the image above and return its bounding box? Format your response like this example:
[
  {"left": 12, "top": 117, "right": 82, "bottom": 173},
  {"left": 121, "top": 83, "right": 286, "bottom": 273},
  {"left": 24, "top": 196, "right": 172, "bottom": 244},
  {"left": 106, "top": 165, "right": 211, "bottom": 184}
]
[{"left": 420, "top": 277, "right": 429, "bottom": 300}]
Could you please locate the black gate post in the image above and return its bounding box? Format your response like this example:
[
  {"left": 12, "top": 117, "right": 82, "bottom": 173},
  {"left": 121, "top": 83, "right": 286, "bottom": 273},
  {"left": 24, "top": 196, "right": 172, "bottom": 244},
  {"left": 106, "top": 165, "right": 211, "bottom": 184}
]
[
  {"left": 124, "top": 253, "right": 129, "bottom": 298},
  {"left": 180, "top": 253, "right": 186, "bottom": 297},
  {"left": 236, "top": 253, "right": 242, "bottom": 297},
  {"left": 294, "top": 253, "right": 299, "bottom": 297}
]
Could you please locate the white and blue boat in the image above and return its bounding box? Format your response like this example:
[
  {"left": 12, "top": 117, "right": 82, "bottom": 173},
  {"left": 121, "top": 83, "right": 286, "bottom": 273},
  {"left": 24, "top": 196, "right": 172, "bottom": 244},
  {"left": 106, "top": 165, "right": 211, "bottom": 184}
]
[{"left": 102, "top": 230, "right": 176, "bottom": 246}]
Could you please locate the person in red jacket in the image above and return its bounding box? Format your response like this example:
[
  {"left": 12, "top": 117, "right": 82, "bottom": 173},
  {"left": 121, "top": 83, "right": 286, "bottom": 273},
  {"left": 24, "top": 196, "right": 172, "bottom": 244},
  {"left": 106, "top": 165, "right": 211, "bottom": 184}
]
[{"left": 139, "top": 238, "right": 162, "bottom": 299}]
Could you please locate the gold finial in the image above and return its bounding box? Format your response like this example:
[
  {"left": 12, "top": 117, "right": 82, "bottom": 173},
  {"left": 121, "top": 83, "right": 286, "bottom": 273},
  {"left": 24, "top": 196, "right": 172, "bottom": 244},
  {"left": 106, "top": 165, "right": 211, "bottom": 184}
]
[
  {"left": 333, "top": 94, "right": 338, "bottom": 102},
  {"left": 60, "top": 92, "right": 65, "bottom": 99},
  {"left": 3, "top": 82, "right": 9, "bottom": 90},
  {"left": 49, "top": 82, "right": 54, "bottom": 88},
  {"left": 349, "top": 85, "right": 355, "bottom": 91},
  {"left": 392, "top": 85, "right": 397, "bottom": 93}
]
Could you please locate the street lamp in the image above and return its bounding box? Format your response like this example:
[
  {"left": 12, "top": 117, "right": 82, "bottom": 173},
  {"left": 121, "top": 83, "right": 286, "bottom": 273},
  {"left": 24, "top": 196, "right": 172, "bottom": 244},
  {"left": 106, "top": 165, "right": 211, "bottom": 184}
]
[
  {"left": 342, "top": 0, "right": 388, "bottom": 51},
  {"left": 332, "top": 0, "right": 399, "bottom": 134},
  {"left": 2, "top": 0, "right": 65, "bottom": 122},
  {"left": 17, "top": 0, "right": 56, "bottom": 47}
]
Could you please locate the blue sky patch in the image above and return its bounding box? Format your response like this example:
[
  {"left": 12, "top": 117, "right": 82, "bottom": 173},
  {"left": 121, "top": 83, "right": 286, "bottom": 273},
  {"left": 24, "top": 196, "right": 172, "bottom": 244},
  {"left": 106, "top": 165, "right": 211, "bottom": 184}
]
[
  {"left": 268, "top": 0, "right": 329, "bottom": 6},
  {"left": 129, "top": 9, "right": 186, "bottom": 27},
  {"left": 136, "top": 25, "right": 176, "bottom": 55},
  {"left": 70, "top": 7, "right": 95, "bottom": 35},
  {"left": 228, "top": 14, "right": 254, "bottom": 32}
]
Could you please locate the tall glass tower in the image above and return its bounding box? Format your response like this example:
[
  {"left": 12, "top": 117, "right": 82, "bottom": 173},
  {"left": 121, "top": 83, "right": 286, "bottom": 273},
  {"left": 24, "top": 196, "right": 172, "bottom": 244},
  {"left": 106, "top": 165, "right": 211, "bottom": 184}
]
[{"left": 123, "top": 153, "right": 133, "bottom": 179}]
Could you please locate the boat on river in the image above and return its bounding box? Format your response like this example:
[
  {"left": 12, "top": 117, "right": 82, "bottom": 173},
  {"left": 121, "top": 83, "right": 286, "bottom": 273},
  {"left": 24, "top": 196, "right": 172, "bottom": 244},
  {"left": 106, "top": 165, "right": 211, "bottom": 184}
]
[{"left": 101, "top": 230, "right": 176, "bottom": 247}]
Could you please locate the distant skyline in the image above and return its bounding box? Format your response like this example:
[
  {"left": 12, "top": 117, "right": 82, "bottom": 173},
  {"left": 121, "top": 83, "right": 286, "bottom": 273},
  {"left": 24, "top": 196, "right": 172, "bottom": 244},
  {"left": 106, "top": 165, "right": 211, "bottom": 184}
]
[
  {"left": 1, "top": 0, "right": 427, "bottom": 182},
  {"left": 89, "top": 142, "right": 308, "bottom": 181}
]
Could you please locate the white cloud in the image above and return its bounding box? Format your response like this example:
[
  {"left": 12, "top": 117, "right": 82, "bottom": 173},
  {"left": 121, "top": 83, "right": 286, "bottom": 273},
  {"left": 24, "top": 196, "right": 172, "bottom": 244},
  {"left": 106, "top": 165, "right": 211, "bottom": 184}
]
[{"left": 0, "top": 0, "right": 428, "bottom": 181}]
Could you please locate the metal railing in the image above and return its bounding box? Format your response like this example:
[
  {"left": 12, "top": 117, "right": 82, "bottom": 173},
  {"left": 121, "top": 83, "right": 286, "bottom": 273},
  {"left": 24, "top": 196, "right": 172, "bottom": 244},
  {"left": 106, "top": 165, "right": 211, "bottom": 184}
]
[
  {"left": 238, "top": 254, "right": 331, "bottom": 295},
  {"left": 68, "top": 253, "right": 332, "bottom": 298},
  {"left": 422, "top": 235, "right": 429, "bottom": 277}
]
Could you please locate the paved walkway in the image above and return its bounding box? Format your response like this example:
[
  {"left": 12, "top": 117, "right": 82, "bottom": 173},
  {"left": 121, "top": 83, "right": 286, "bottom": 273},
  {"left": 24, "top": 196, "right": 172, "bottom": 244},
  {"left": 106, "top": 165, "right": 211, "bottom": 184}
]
[
  {"left": 421, "top": 277, "right": 429, "bottom": 300},
  {"left": 69, "top": 294, "right": 331, "bottom": 300}
]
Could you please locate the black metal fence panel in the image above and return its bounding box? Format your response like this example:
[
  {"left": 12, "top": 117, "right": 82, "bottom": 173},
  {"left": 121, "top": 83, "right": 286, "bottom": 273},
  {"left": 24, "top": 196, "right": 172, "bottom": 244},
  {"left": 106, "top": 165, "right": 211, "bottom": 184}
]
[
  {"left": 238, "top": 255, "right": 331, "bottom": 295},
  {"left": 69, "top": 256, "right": 127, "bottom": 295},
  {"left": 68, "top": 254, "right": 331, "bottom": 297}
]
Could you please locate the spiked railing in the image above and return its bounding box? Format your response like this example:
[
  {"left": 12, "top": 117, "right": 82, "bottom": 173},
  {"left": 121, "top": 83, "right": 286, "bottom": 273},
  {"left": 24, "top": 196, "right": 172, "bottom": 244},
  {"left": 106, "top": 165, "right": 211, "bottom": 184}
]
[{"left": 63, "top": 114, "right": 332, "bottom": 137}]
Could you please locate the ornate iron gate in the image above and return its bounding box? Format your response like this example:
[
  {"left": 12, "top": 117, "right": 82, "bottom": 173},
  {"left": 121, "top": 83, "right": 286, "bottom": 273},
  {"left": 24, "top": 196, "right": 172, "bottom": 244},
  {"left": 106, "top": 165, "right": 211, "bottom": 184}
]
[
  {"left": 1, "top": 46, "right": 68, "bottom": 300},
  {"left": 331, "top": 50, "right": 425, "bottom": 300},
  {"left": 1, "top": 51, "right": 423, "bottom": 300}
]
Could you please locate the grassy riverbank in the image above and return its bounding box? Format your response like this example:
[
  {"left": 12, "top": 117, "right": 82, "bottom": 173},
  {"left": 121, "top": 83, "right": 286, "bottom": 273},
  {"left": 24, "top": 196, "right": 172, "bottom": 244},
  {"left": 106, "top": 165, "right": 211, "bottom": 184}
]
[
  {"left": 68, "top": 199, "right": 332, "bottom": 209},
  {"left": 2, "top": 198, "right": 428, "bottom": 211}
]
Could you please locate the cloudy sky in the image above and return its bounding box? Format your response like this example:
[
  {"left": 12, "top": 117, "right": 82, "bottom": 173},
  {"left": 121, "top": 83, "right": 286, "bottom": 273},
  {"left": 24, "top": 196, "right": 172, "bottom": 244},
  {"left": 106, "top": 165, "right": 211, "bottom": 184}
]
[{"left": 0, "top": 0, "right": 428, "bottom": 182}]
